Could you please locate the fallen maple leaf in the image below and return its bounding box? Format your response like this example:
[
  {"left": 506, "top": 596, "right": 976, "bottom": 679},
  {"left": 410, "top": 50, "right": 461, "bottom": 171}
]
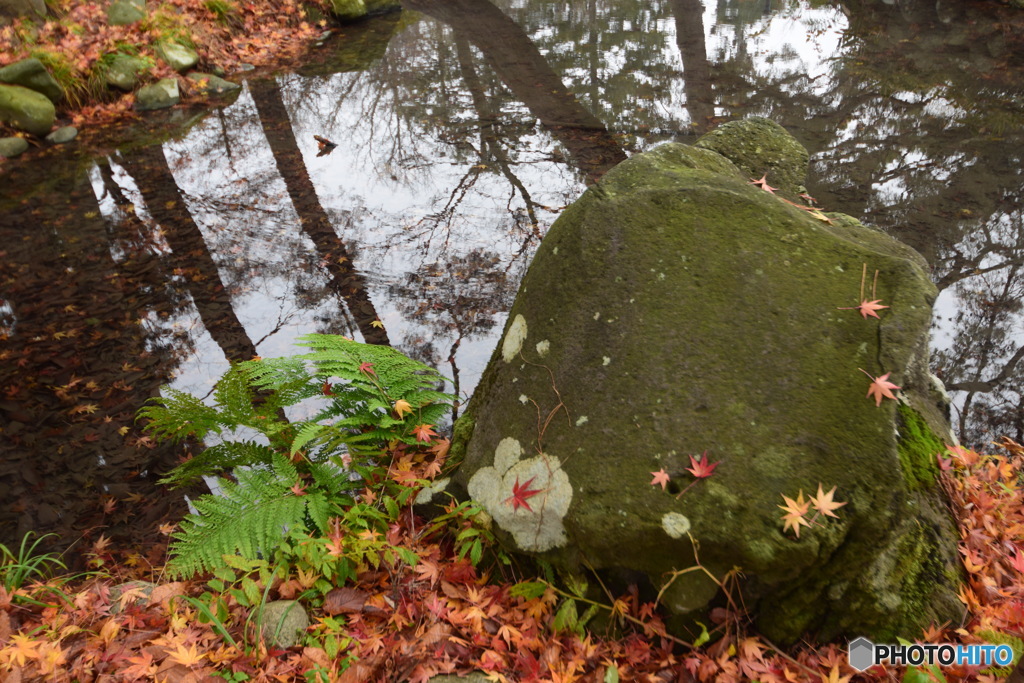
[
  {"left": 371, "top": 319, "right": 384, "bottom": 328},
  {"left": 748, "top": 174, "right": 778, "bottom": 193},
  {"left": 839, "top": 299, "right": 889, "bottom": 319},
  {"left": 393, "top": 399, "right": 413, "bottom": 418},
  {"left": 860, "top": 369, "right": 901, "bottom": 407},
  {"left": 686, "top": 452, "right": 719, "bottom": 478},
  {"left": 809, "top": 483, "right": 846, "bottom": 518},
  {"left": 413, "top": 423, "right": 438, "bottom": 443},
  {"left": 323, "top": 586, "right": 368, "bottom": 615},
  {"left": 650, "top": 468, "right": 670, "bottom": 491},
  {"left": 505, "top": 475, "right": 543, "bottom": 512},
  {"left": 358, "top": 361, "right": 376, "bottom": 376},
  {"left": 779, "top": 491, "right": 811, "bottom": 538},
  {"left": 166, "top": 642, "right": 205, "bottom": 667}
]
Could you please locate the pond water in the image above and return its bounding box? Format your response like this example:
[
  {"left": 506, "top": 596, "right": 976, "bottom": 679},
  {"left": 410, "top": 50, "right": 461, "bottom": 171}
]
[{"left": 2, "top": 0, "right": 1023, "bottom": 550}]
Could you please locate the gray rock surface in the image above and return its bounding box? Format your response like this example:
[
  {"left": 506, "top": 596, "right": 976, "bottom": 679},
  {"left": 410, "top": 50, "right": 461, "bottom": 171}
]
[
  {"left": 0, "top": 136, "right": 29, "bottom": 157},
  {"left": 187, "top": 72, "right": 241, "bottom": 96},
  {"left": 135, "top": 78, "right": 180, "bottom": 111},
  {"left": 107, "top": 0, "right": 146, "bottom": 25},
  {"left": 259, "top": 600, "right": 309, "bottom": 649},
  {"left": 104, "top": 54, "right": 151, "bottom": 91},
  {"left": 46, "top": 125, "right": 77, "bottom": 144},
  {"left": 0, "top": 83, "right": 54, "bottom": 135},
  {"left": 450, "top": 124, "right": 962, "bottom": 643},
  {"left": 157, "top": 42, "right": 199, "bottom": 73},
  {"left": 0, "top": 58, "right": 63, "bottom": 103}
]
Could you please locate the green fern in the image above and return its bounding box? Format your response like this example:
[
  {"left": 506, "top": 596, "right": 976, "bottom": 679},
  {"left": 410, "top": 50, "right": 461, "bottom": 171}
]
[{"left": 139, "top": 335, "right": 455, "bottom": 578}]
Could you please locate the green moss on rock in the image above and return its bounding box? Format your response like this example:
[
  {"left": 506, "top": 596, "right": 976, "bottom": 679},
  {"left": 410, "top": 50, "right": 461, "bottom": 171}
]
[{"left": 896, "top": 403, "right": 943, "bottom": 489}]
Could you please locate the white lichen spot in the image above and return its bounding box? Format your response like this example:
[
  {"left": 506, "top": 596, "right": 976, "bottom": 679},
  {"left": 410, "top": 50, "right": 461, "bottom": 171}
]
[
  {"left": 662, "top": 512, "right": 692, "bottom": 539},
  {"left": 658, "top": 272, "right": 666, "bottom": 280},
  {"left": 575, "top": 416, "right": 588, "bottom": 427},
  {"left": 493, "top": 437, "right": 524, "bottom": 474},
  {"left": 553, "top": 246, "right": 559, "bottom": 255},
  {"left": 602, "top": 356, "right": 611, "bottom": 366},
  {"left": 518, "top": 394, "right": 529, "bottom": 405},
  {"left": 467, "top": 447, "right": 572, "bottom": 553},
  {"left": 629, "top": 298, "right": 635, "bottom": 304},
  {"left": 536, "top": 340, "right": 550, "bottom": 357},
  {"left": 502, "top": 314, "right": 528, "bottom": 362},
  {"left": 834, "top": 265, "right": 845, "bottom": 272},
  {"left": 414, "top": 477, "right": 451, "bottom": 506},
  {"left": 593, "top": 311, "right": 601, "bottom": 321}
]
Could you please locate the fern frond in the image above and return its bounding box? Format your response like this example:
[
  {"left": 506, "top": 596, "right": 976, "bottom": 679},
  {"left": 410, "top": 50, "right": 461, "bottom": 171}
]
[
  {"left": 138, "top": 389, "right": 225, "bottom": 442},
  {"left": 159, "top": 441, "right": 279, "bottom": 488},
  {"left": 167, "top": 457, "right": 308, "bottom": 578}
]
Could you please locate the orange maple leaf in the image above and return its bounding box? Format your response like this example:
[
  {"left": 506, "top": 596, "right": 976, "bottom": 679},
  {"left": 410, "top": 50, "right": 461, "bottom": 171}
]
[
  {"left": 809, "top": 483, "right": 847, "bottom": 518},
  {"left": 860, "top": 369, "right": 901, "bottom": 406},
  {"left": 650, "top": 468, "right": 670, "bottom": 490},
  {"left": 779, "top": 491, "right": 811, "bottom": 538},
  {"left": 748, "top": 174, "right": 778, "bottom": 194},
  {"left": 839, "top": 299, "right": 889, "bottom": 319},
  {"left": 393, "top": 399, "right": 413, "bottom": 419},
  {"left": 412, "top": 423, "right": 438, "bottom": 443},
  {"left": 504, "top": 475, "right": 543, "bottom": 512}
]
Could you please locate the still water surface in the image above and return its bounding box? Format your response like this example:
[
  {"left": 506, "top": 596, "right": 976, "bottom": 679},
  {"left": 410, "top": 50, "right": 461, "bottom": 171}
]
[{"left": 2, "top": 0, "right": 1023, "bottom": 548}]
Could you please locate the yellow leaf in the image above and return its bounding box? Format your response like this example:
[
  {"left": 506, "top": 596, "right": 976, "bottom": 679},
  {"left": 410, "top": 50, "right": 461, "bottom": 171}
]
[
  {"left": 393, "top": 399, "right": 413, "bottom": 419},
  {"left": 371, "top": 319, "right": 384, "bottom": 329},
  {"left": 166, "top": 642, "right": 205, "bottom": 667},
  {"left": 4, "top": 633, "right": 42, "bottom": 667},
  {"left": 98, "top": 617, "right": 120, "bottom": 645}
]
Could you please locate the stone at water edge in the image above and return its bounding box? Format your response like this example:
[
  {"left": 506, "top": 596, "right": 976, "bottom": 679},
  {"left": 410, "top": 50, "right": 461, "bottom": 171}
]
[
  {"left": 0, "top": 136, "right": 29, "bottom": 157},
  {"left": 135, "top": 79, "right": 180, "bottom": 111},
  {"left": 0, "top": 58, "right": 64, "bottom": 103},
  {"left": 46, "top": 126, "right": 77, "bottom": 144},
  {"left": 0, "top": 83, "right": 54, "bottom": 136},
  {"left": 104, "top": 54, "right": 151, "bottom": 91},
  {"left": 449, "top": 127, "right": 961, "bottom": 643}
]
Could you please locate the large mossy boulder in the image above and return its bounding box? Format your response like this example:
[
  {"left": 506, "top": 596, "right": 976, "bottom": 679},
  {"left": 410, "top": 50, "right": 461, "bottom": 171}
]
[
  {"left": 451, "top": 123, "right": 962, "bottom": 643},
  {"left": 0, "top": 58, "right": 63, "bottom": 103},
  {"left": 0, "top": 83, "right": 54, "bottom": 135}
]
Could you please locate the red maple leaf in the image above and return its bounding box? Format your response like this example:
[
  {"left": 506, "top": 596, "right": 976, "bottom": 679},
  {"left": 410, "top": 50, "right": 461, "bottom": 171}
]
[
  {"left": 504, "top": 476, "right": 543, "bottom": 512},
  {"left": 650, "top": 468, "right": 670, "bottom": 490},
  {"left": 686, "top": 452, "right": 719, "bottom": 478},
  {"left": 359, "top": 361, "right": 376, "bottom": 376}
]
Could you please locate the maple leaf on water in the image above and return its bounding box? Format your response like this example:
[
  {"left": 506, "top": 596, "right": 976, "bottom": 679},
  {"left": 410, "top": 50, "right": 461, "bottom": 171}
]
[
  {"left": 859, "top": 368, "right": 901, "bottom": 407},
  {"left": 686, "top": 452, "right": 719, "bottom": 479},
  {"left": 650, "top": 468, "right": 671, "bottom": 491},
  {"left": 809, "top": 483, "right": 847, "bottom": 518},
  {"left": 748, "top": 174, "right": 778, "bottom": 194},
  {"left": 779, "top": 490, "right": 811, "bottom": 538},
  {"left": 412, "top": 423, "right": 438, "bottom": 443},
  {"left": 504, "top": 475, "right": 543, "bottom": 513}
]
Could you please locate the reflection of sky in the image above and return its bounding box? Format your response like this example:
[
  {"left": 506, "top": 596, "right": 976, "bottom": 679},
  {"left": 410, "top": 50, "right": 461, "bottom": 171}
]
[{"left": 81, "top": 0, "right": 1023, "bottom": 445}]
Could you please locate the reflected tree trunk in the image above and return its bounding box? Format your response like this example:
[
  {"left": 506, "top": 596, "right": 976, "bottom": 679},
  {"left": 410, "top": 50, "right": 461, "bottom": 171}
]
[
  {"left": 119, "top": 145, "right": 260, "bottom": 363},
  {"left": 0, "top": 166, "right": 187, "bottom": 556},
  {"left": 248, "top": 77, "right": 390, "bottom": 345},
  {"left": 405, "top": 0, "right": 627, "bottom": 183},
  {"left": 671, "top": 0, "right": 717, "bottom": 133}
]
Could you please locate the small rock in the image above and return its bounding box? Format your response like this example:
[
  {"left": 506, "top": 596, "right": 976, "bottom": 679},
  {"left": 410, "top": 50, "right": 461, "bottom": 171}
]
[
  {"left": 330, "top": 0, "right": 367, "bottom": 20},
  {"left": 0, "top": 57, "right": 63, "bottom": 103},
  {"left": 0, "top": 136, "right": 29, "bottom": 157},
  {"left": 45, "top": 125, "right": 77, "bottom": 144},
  {"left": 107, "top": 0, "right": 146, "bottom": 26},
  {"left": 186, "top": 72, "right": 241, "bottom": 96},
  {"left": 0, "top": 83, "right": 54, "bottom": 136},
  {"left": 104, "top": 54, "right": 151, "bottom": 91},
  {"left": 135, "top": 78, "right": 180, "bottom": 111},
  {"left": 156, "top": 42, "right": 199, "bottom": 73},
  {"left": 259, "top": 600, "right": 309, "bottom": 649}
]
